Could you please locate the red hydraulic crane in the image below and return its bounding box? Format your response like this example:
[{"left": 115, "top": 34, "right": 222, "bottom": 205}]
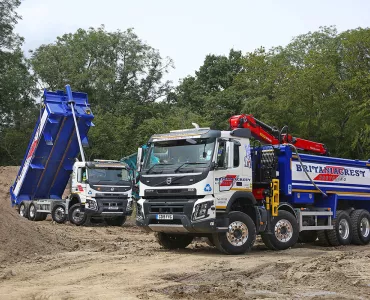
[{"left": 229, "top": 114, "right": 328, "bottom": 155}]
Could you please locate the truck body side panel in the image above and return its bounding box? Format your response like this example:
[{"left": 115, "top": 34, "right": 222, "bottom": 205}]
[{"left": 10, "top": 89, "right": 94, "bottom": 205}]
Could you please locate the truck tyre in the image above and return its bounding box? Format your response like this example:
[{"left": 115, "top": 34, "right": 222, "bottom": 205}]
[
  {"left": 155, "top": 233, "right": 193, "bottom": 249},
  {"left": 212, "top": 211, "right": 256, "bottom": 255},
  {"left": 68, "top": 204, "right": 87, "bottom": 226},
  {"left": 27, "top": 202, "right": 37, "bottom": 221},
  {"left": 52, "top": 204, "right": 67, "bottom": 224},
  {"left": 18, "top": 202, "right": 28, "bottom": 218},
  {"left": 317, "top": 218, "right": 330, "bottom": 246},
  {"left": 27, "top": 202, "right": 47, "bottom": 221},
  {"left": 298, "top": 230, "right": 318, "bottom": 243},
  {"left": 105, "top": 216, "right": 127, "bottom": 226},
  {"left": 350, "top": 209, "right": 370, "bottom": 245},
  {"left": 261, "top": 210, "right": 299, "bottom": 251},
  {"left": 326, "top": 210, "right": 352, "bottom": 246}
]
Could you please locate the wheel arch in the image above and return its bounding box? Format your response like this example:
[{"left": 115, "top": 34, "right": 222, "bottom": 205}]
[
  {"left": 69, "top": 193, "right": 81, "bottom": 209},
  {"left": 226, "top": 192, "right": 258, "bottom": 226},
  {"left": 278, "top": 202, "right": 297, "bottom": 219}
]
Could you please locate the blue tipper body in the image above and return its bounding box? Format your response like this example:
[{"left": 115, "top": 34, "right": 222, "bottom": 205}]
[
  {"left": 10, "top": 87, "right": 94, "bottom": 206},
  {"left": 273, "top": 145, "right": 370, "bottom": 217}
]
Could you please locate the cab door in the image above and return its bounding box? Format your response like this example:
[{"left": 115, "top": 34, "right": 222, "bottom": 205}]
[{"left": 213, "top": 139, "right": 241, "bottom": 209}]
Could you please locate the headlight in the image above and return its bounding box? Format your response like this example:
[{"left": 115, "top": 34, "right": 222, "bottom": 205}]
[
  {"left": 86, "top": 199, "right": 97, "bottom": 210},
  {"left": 192, "top": 201, "right": 213, "bottom": 221},
  {"left": 127, "top": 199, "right": 133, "bottom": 211},
  {"left": 136, "top": 203, "right": 144, "bottom": 220}
]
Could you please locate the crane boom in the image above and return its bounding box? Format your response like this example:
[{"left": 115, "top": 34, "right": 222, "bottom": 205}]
[{"left": 229, "top": 114, "right": 328, "bottom": 155}]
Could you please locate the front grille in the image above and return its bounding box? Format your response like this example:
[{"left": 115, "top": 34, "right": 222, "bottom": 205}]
[{"left": 149, "top": 204, "right": 185, "bottom": 214}]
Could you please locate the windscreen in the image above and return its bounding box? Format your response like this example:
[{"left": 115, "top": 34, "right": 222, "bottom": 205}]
[
  {"left": 143, "top": 137, "right": 215, "bottom": 173},
  {"left": 87, "top": 168, "right": 131, "bottom": 185}
]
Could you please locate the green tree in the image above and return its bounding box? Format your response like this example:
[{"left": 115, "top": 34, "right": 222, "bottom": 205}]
[{"left": 0, "top": 0, "right": 38, "bottom": 165}]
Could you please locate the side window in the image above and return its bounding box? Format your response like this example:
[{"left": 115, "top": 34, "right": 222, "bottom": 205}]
[
  {"left": 217, "top": 140, "right": 228, "bottom": 168},
  {"left": 233, "top": 143, "right": 240, "bottom": 167},
  {"left": 77, "top": 168, "right": 86, "bottom": 183}
]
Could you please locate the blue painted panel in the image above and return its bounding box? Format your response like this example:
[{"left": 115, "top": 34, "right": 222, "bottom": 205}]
[{"left": 10, "top": 86, "right": 94, "bottom": 205}]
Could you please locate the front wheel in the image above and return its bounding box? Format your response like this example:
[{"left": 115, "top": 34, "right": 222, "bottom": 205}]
[
  {"left": 261, "top": 210, "right": 299, "bottom": 250},
  {"left": 105, "top": 216, "right": 127, "bottom": 226},
  {"left": 212, "top": 211, "right": 256, "bottom": 255},
  {"left": 68, "top": 204, "right": 87, "bottom": 226},
  {"left": 52, "top": 204, "right": 67, "bottom": 224},
  {"left": 155, "top": 233, "right": 193, "bottom": 249}
]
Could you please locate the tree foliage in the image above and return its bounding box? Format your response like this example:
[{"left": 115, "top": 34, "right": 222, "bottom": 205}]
[
  {"left": 1, "top": 7, "right": 370, "bottom": 166},
  {"left": 0, "top": 0, "right": 37, "bottom": 165}
]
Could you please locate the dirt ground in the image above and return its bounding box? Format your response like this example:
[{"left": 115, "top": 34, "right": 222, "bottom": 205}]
[{"left": 1, "top": 166, "right": 370, "bottom": 300}]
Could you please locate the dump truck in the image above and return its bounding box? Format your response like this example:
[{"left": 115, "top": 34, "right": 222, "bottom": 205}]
[
  {"left": 10, "top": 85, "right": 133, "bottom": 226},
  {"left": 135, "top": 119, "right": 370, "bottom": 254}
]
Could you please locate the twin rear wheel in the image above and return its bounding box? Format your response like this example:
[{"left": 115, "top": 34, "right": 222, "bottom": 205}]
[{"left": 318, "top": 209, "right": 370, "bottom": 246}]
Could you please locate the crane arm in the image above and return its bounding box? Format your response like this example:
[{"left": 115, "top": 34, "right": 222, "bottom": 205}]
[{"left": 229, "top": 114, "right": 328, "bottom": 155}]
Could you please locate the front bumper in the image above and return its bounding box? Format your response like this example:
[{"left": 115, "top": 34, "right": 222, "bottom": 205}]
[
  {"left": 85, "top": 198, "right": 133, "bottom": 217},
  {"left": 136, "top": 199, "right": 227, "bottom": 233}
]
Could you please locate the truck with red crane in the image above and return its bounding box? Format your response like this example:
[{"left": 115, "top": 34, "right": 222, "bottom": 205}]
[{"left": 135, "top": 116, "right": 370, "bottom": 254}]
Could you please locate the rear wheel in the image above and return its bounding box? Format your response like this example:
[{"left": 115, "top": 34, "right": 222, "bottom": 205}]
[
  {"left": 298, "top": 230, "right": 318, "bottom": 243},
  {"left": 351, "top": 209, "right": 370, "bottom": 245},
  {"left": 212, "top": 211, "right": 256, "bottom": 255},
  {"left": 52, "top": 204, "right": 67, "bottom": 224},
  {"left": 155, "top": 233, "right": 193, "bottom": 249},
  {"left": 105, "top": 216, "right": 127, "bottom": 226},
  {"left": 261, "top": 210, "right": 299, "bottom": 250},
  {"left": 18, "top": 202, "right": 28, "bottom": 218},
  {"left": 27, "top": 202, "right": 47, "bottom": 221},
  {"left": 68, "top": 204, "right": 87, "bottom": 226},
  {"left": 326, "top": 210, "right": 352, "bottom": 246}
]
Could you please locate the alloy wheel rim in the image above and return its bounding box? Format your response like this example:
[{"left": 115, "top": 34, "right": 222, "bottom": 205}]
[
  {"left": 275, "top": 219, "right": 293, "bottom": 242},
  {"left": 338, "top": 219, "right": 350, "bottom": 240},
  {"left": 360, "top": 217, "right": 370, "bottom": 238},
  {"left": 227, "top": 221, "right": 249, "bottom": 246}
]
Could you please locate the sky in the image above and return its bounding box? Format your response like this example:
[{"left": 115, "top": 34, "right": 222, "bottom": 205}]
[{"left": 15, "top": 0, "right": 370, "bottom": 84}]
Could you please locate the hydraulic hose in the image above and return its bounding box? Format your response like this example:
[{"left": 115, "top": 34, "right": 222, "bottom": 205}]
[{"left": 284, "top": 143, "right": 327, "bottom": 197}]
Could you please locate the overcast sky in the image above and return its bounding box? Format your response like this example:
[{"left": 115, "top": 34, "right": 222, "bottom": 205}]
[{"left": 15, "top": 0, "right": 370, "bottom": 84}]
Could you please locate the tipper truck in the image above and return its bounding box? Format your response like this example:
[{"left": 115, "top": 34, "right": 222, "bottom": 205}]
[
  {"left": 135, "top": 118, "right": 370, "bottom": 254},
  {"left": 10, "top": 85, "right": 133, "bottom": 226}
]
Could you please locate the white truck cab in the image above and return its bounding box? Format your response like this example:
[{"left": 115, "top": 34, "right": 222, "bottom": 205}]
[
  {"left": 67, "top": 160, "right": 133, "bottom": 225},
  {"left": 136, "top": 126, "right": 257, "bottom": 253}
]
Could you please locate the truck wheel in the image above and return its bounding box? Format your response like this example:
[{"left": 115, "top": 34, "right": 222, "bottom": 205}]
[
  {"left": 27, "top": 202, "right": 47, "bottom": 221},
  {"left": 28, "top": 202, "right": 37, "bottom": 221},
  {"left": 212, "top": 211, "right": 256, "bottom": 255},
  {"left": 326, "top": 210, "right": 352, "bottom": 246},
  {"left": 350, "top": 209, "right": 370, "bottom": 245},
  {"left": 261, "top": 210, "right": 299, "bottom": 251},
  {"left": 52, "top": 205, "right": 67, "bottom": 224},
  {"left": 298, "top": 230, "right": 318, "bottom": 243},
  {"left": 317, "top": 218, "right": 330, "bottom": 246},
  {"left": 155, "top": 233, "right": 193, "bottom": 249},
  {"left": 69, "top": 204, "right": 87, "bottom": 226},
  {"left": 105, "top": 216, "right": 127, "bottom": 226},
  {"left": 18, "top": 202, "right": 28, "bottom": 218}
]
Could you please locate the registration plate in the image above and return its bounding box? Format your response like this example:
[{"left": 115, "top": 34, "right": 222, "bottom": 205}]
[
  {"left": 156, "top": 214, "right": 173, "bottom": 220},
  {"left": 108, "top": 206, "right": 119, "bottom": 210}
]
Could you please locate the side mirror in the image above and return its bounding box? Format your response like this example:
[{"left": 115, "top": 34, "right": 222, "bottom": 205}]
[
  {"left": 137, "top": 148, "right": 143, "bottom": 172},
  {"left": 210, "top": 162, "right": 217, "bottom": 170}
]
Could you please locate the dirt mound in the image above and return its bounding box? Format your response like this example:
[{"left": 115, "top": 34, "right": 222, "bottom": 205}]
[{"left": 0, "top": 166, "right": 72, "bottom": 265}]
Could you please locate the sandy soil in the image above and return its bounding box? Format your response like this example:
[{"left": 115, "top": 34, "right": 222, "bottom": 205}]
[{"left": 1, "top": 166, "right": 370, "bottom": 300}]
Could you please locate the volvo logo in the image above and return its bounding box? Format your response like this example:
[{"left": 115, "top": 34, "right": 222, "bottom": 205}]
[
  {"left": 166, "top": 177, "right": 172, "bottom": 185},
  {"left": 110, "top": 187, "right": 115, "bottom": 191}
]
